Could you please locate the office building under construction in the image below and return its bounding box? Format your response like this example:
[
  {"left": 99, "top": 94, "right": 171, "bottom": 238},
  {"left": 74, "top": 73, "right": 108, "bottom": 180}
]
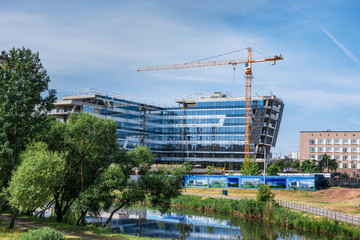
[{"left": 50, "top": 89, "right": 284, "bottom": 169}]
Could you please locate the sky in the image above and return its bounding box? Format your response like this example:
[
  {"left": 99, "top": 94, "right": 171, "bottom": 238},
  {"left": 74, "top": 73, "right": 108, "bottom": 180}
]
[{"left": 1, "top": 0, "right": 360, "bottom": 157}]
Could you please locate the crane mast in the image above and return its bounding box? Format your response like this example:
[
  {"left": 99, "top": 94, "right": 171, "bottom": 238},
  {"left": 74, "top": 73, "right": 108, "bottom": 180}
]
[{"left": 137, "top": 47, "right": 283, "bottom": 165}]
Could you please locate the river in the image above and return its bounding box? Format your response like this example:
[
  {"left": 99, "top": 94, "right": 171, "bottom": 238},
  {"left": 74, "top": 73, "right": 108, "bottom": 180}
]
[{"left": 86, "top": 208, "right": 333, "bottom": 240}]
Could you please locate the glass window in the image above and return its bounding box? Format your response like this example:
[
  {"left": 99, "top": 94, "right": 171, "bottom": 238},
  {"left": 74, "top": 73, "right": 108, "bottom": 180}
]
[
  {"left": 343, "top": 139, "right": 348, "bottom": 144},
  {"left": 326, "top": 139, "right": 332, "bottom": 144},
  {"left": 351, "top": 147, "right": 357, "bottom": 153},
  {"left": 326, "top": 147, "right": 332, "bottom": 152},
  {"left": 310, "top": 155, "right": 315, "bottom": 159},
  {"left": 352, "top": 164, "right": 356, "bottom": 169},
  {"left": 334, "top": 147, "right": 340, "bottom": 152},
  {"left": 310, "top": 147, "right": 315, "bottom": 152},
  {"left": 351, "top": 139, "right": 357, "bottom": 144},
  {"left": 318, "top": 155, "right": 323, "bottom": 160},
  {"left": 318, "top": 139, "right": 323, "bottom": 144},
  {"left": 343, "top": 163, "right": 348, "bottom": 168},
  {"left": 343, "top": 147, "right": 348, "bottom": 153},
  {"left": 351, "top": 155, "right": 357, "bottom": 160},
  {"left": 334, "top": 139, "right": 340, "bottom": 144},
  {"left": 318, "top": 147, "right": 323, "bottom": 152},
  {"left": 334, "top": 155, "right": 340, "bottom": 160},
  {"left": 343, "top": 155, "right": 348, "bottom": 160},
  {"left": 310, "top": 139, "right": 315, "bottom": 145}
]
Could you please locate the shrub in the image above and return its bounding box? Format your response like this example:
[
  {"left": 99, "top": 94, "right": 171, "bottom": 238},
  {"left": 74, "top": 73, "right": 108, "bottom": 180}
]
[
  {"left": 18, "top": 227, "right": 64, "bottom": 240},
  {"left": 256, "top": 185, "right": 275, "bottom": 204}
]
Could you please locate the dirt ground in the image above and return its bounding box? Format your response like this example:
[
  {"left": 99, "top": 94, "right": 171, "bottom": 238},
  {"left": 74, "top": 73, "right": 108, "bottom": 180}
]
[{"left": 183, "top": 187, "right": 360, "bottom": 216}]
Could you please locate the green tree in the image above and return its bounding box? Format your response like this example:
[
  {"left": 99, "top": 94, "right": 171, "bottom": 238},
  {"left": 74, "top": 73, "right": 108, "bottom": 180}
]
[
  {"left": 240, "top": 160, "right": 259, "bottom": 176},
  {"left": 291, "top": 160, "right": 300, "bottom": 170},
  {"left": 267, "top": 163, "right": 280, "bottom": 176},
  {"left": 102, "top": 147, "right": 186, "bottom": 227},
  {"left": 256, "top": 185, "right": 275, "bottom": 205},
  {"left": 300, "top": 160, "right": 319, "bottom": 173},
  {"left": 328, "top": 159, "right": 338, "bottom": 172},
  {"left": 41, "top": 112, "right": 118, "bottom": 222},
  {"left": 6, "top": 142, "right": 65, "bottom": 228},
  {"left": 0, "top": 47, "right": 56, "bottom": 229},
  {"left": 205, "top": 165, "right": 216, "bottom": 175}
]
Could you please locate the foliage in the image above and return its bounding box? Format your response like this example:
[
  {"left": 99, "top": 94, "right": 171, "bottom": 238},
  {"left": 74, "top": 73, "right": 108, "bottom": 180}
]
[
  {"left": 17, "top": 227, "right": 64, "bottom": 240},
  {"left": 205, "top": 165, "right": 216, "bottom": 175},
  {"left": 40, "top": 112, "right": 118, "bottom": 222},
  {"left": 142, "top": 166, "right": 184, "bottom": 213},
  {"left": 291, "top": 160, "right": 300, "bottom": 170},
  {"left": 266, "top": 163, "right": 280, "bottom": 176},
  {"left": 256, "top": 185, "right": 275, "bottom": 205},
  {"left": 6, "top": 142, "right": 65, "bottom": 212},
  {"left": 318, "top": 154, "right": 338, "bottom": 172},
  {"left": 240, "top": 159, "right": 259, "bottom": 176},
  {"left": 299, "top": 160, "right": 319, "bottom": 173},
  {"left": 0, "top": 47, "right": 56, "bottom": 191},
  {"left": 171, "top": 195, "right": 360, "bottom": 238}
]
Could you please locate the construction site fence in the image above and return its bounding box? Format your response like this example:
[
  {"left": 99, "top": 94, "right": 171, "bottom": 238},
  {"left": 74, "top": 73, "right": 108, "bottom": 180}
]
[{"left": 277, "top": 199, "right": 360, "bottom": 226}]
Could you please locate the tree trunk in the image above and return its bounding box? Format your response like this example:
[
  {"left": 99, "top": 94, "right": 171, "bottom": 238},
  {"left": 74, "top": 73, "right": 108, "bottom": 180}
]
[
  {"left": 76, "top": 210, "right": 87, "bottom": 226},
  {"left": 8, "top": 209, "right": 17, "bottom": 230},
  {"left": 103, "top": 204, "right": 125, "bottom": 227}
]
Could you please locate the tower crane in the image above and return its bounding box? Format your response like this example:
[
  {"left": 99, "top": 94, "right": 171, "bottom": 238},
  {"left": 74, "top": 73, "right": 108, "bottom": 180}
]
[{"left": 137, "top": 47, "right": 283, "bottom": 164}]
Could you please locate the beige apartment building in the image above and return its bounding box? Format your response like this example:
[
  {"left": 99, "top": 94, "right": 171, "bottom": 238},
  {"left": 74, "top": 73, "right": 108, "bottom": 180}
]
[{"left": 300, "top": 131, "right": 360, "bottom": 175}]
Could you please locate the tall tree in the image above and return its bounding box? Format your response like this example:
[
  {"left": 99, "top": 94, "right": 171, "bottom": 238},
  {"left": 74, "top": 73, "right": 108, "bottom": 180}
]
[
  {"left": 0, "top": 47, "right": 56, "bottom": 188},
  {"left": 41, "top": 112, "right": 118, "bottom": 222},
  {"left": 0, "top": 47, "right": 56, "bottom": 229}
]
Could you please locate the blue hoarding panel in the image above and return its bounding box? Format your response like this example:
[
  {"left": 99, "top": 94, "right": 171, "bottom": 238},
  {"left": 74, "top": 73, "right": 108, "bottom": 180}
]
[{"left": 185, "top": 175, "right": 316, "bottom": 191}]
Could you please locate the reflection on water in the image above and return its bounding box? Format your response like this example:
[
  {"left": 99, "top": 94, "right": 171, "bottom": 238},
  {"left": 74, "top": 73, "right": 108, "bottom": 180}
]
[{"left": 87, "top": 208, "right": 333, "bottom": 240}]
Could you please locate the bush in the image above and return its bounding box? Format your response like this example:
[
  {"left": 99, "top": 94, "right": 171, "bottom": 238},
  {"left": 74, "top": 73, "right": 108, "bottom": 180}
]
[
  {"left": 18, "top": 227, "right": 64, "bottom": 240},
  {"left": 256, "top": 185, "right": 275, "bottom": 204}
]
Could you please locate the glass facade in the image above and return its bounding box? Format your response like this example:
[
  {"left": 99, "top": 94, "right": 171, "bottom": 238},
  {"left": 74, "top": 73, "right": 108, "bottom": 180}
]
[{"left": 51, "top": 90, "right": 284, "bottom": 167}]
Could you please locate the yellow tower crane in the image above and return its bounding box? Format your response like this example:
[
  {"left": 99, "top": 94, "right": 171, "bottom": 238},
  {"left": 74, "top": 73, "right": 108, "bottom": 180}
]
[{"left": 137, "top": 47, "right": 283, "bottom": 165}]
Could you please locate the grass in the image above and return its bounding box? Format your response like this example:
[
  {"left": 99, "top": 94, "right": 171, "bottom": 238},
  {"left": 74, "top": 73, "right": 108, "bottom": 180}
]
[
  {"left": 183, "top": 187, "right": 360, "bottom": 214},
  {"left": 0, "top": 213, "right": 162, "bottom": 240}
]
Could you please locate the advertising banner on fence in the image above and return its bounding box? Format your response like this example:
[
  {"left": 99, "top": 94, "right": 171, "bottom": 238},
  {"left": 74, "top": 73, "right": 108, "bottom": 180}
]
[{"left": 185, "top": 175, "right": 316, "bottom": 190}]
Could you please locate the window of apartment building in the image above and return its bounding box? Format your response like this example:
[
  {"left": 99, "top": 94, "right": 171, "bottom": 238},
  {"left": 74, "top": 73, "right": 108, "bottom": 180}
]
[
  {"left": 318, "top": 147, "right": 323, "bottom": 152},
  {"left": 326, "top": 147, "right": 332, "bottom": 152},
  {"left": 343, "top": 139, "right": 348, "bottom": 144},
  {"left": 351, "top": 147, "right": 357, "bottom": 153},
  {"left": 326, "top": 139, "right": 332, "bottom": 144},
  {"left": 318, "top": 155, "right": 323, "bottom": 160},
  {"left": 343, "top": 155, "right": 348, "bottom": 161},
  {"left": 334, "top": 155, "right": 340, "bottom": 160},
  {"left": 310, "top": 139, "right": 315, "bottom": 145},
  {"left": 334, "top": 139, "right": 340, "bottom": 144},
  {"left": 310, "top": 147, "right": 315, "bottom": 152},
  {"left": 310, "top": 155, "right": 315, "bottom": 160},
  {"left": 343, "top": 163, "right": 348, "bottom": 168},
  {"left": 334, "top": 147, "right": 340, "bottom": 152},
  {"left": 352, "top": 164, "right": 357, "bottom": 169},
  {"left": 318, "top": 139, "right": 323, "bottom": 144},
  {"left": 351, "top": 139, "right": 357, "bottom": 144},
  {"left": 343, "top": 147, "right": 348, "bottom": 153},
  {"left": 351, "top": 155, "right": 357, "bottom": 161}
]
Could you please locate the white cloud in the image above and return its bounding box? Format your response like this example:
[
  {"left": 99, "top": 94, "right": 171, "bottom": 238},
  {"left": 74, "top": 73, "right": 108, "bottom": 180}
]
[{"left": 321, "top": 28, "right": 360, "bottom": 67}]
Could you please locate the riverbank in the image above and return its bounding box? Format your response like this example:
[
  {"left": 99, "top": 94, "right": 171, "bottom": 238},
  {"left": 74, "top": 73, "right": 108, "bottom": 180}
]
[
  {"left": 183, "top": 187, "right": 360, "bottom": 215},
  {"left": 0, "top": 213, "right": 161, "bottom": 240},
  {"left": 172, "top": 195, "right": 360, "bottom": 239}
]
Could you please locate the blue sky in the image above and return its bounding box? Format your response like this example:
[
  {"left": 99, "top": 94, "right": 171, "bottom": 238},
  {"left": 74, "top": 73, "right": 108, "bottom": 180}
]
[{"left": 1, "top": 0, "right": 360, "bottom": 156}]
